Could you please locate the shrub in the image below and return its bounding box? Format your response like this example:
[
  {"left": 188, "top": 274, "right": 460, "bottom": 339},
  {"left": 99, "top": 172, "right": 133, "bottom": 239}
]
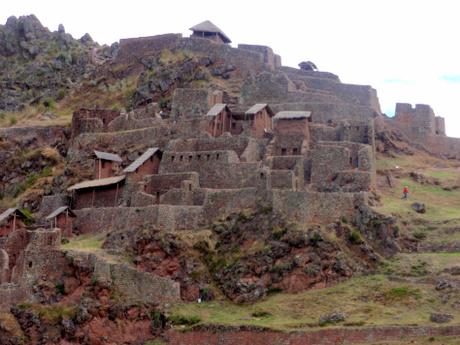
[
  {"left": 168, "top": 314, "right": 201, "bottom": 326},
  {"left": 9, "top": 115, "right": 17, "bottom": 126},
  {"left": 347, "top": 230, "right": 363, "bottom": 244},
  {"left": 55, "top": 282, "right": 65, "bottom": 295},
  {"left": 42, "top": 98, "right": 56, "bottom": 109},
  {"left": 251, "top": 310, "right": 272, "bottom": 318},
  {"left": 413, "top": 231, "right": 427, "bottom": 240}
]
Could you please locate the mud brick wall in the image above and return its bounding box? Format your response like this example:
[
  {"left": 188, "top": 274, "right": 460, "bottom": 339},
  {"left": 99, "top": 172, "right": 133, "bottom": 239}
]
[
  {"left": 74, "top": 205, "right": 204, "bottom": 233},
  {"left": 116, "top": 33, "right": 183, "bottom": 64}
]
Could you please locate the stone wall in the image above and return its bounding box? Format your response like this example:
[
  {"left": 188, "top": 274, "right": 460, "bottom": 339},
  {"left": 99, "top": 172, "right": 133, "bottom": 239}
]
[
  {"left": 166, "top": 136, "right": 262, "bottom": 161},
  {"left": 74, "top": 205, "right": 204, "bottom": 233},
  {"left": 116, "top": 33, "right": 183, "bottom": 64},
  {"left": 238, "top": 44, "right": 276, "bottom": 70},
  {"left": 159, "top": 151, "right": 261, "bottom": 189},
  {"left": 166, "top": 325, "right": 460, "bottom": 345},
  {"left": 0, "top": 283, "right": 26, "bottom": 309},
  {"left": 394, "top": 103, "right": 436, "bottom": 137},
  {"left": 171, "top": 88, "right": 214, "bottom": 118},
  {"left": 71, "top": 108, "right": 121, "bottom": 139}
]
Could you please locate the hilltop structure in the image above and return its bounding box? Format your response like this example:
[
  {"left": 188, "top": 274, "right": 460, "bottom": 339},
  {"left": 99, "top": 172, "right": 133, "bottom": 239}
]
[{"left": 0, "top": 19, "right": 458, "bottom": 319}]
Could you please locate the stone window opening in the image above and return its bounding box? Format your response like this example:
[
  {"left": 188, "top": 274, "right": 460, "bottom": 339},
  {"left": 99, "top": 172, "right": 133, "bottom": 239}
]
[
  {"left": 207, "top": 154, "right": 210, "bottom": 161},
  {"left": 197, "top": 154, "right": 201, "bottom": 160},
  {"left": 281, "top": 148, "right": 287, "bottom": 156},
  {"left": 232, "top": 122, "right": 236, "bottom": 129},
  {"left": 188, "top": 184, "right": 192, "bottom": 191},
  {"left": 260, "top": 172, "right": 265, "bottom": 179},
  {"left": 349, "top": 156, "right": 353, "bottom": 166},
  {"left": 28, "top": 261, "right": 33, "bottom": 268},
  {"left": 156, "top": 192, "right": 160, "bottom": 204},
  {"left": 188, "top": 155, "right": 193, "bottom": 162},
  {"left": 171, "top": 156, "right": 175, "bottom": 162},
  {"left": 216, "top": 153, "right": 220, "bottom": 160},
  {"left": 293, "top": 148, "right": 299, "bottom": 155},
  {"left": 180, "top": 155, "right": 183, "bottom": 161}
]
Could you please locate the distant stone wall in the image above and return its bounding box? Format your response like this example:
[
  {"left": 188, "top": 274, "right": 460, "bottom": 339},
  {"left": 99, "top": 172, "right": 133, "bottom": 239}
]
[
  {"left": 394, "top": 103, "right": 436, "bottom": 137},
  {"left": 270, "top": 102, "right": 375, "bottom": 125},
  {"left": 238, "top": 44, "right": 276, "bottom": 70},
  {"left": 143, "top": 172, "right": 200, "bottom": 196},
  {"left": 74, "top": 205, "right": 204, "bottom": 233},
  {"left": 116, "top": 33, "right": 183, "bottom": 64}
]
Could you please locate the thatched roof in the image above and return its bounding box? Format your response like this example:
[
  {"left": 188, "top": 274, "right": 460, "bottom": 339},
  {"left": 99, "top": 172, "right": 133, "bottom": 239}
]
[
  {"left": 124, "top": 148, "right": 161, "bottom": 173},
  {"left": 189, "top": 20, "right": 231, "bottom": 43}
]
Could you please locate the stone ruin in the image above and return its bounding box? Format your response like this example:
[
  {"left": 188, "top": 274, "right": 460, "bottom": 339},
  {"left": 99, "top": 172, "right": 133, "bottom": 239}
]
[{"left": 1, "top": 20, "right": 459, "bottom": 309}]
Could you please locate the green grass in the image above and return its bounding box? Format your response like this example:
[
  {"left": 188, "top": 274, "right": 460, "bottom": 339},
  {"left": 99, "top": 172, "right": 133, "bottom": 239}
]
[
  {"left": 376, "top": 177, "right": 460, "bottom": 221},
  {"left": 170, "top": 274, "right": 459, "bottom": 331},
  {"left": 61, "top": 234, "right": 103, "bottom": 252}
]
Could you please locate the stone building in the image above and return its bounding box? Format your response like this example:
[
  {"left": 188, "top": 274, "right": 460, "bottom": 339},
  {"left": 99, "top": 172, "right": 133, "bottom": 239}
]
[
  {"left": 68, "top": 176, "right": 126, "bottom": 210},
  {"left": 123, "top": 148, "right": 163, "bottom": 182},
  {"left": 272, "top": 111, "right": 311, "bottom": 155},
  {"left": 206, "top": 104, "right": 231, "bottom": 137},
  {"left": 0, "top": 208, "right": 28, "bottom": 237},
  {"left": 93, "top": 150, "right": 122, "bottom": 179},
  {"left": 189, "top": 20, "right": 231, "bottom": 44},
  {"left": 45, "top": 206, "right": 76, "bottom": 237}
]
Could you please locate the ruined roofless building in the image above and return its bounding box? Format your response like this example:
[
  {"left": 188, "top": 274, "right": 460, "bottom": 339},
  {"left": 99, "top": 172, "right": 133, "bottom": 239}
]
[{"left": 189, "top": 20, "right": 231, "bottom": 44}]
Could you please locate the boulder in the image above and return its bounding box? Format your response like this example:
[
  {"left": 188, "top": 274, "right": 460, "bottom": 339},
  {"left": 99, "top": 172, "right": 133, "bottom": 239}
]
[
  {"left": 411, "top": 202, "right": 426, "bottom": 214},
  {"left": 319, "top": 312, "right": 346, "bottom": 325},
  {"left": 430, "top": 313, "right": 453, "bottom": 323}
]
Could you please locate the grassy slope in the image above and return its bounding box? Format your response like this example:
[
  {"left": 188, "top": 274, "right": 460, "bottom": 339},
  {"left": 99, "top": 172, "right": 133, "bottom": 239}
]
[{"left": 170, "top": 151, "right": 460, "bottom": 333}]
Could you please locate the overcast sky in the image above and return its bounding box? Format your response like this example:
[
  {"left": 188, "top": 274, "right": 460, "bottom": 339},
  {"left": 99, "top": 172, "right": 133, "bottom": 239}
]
[{"left": 2, "top": 0, "right": 460, "bottom": 137}]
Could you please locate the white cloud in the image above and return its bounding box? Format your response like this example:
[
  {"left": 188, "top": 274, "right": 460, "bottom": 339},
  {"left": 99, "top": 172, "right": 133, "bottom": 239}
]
[{"left": 1, "top": 0, "right": 459, "bottom": 137}]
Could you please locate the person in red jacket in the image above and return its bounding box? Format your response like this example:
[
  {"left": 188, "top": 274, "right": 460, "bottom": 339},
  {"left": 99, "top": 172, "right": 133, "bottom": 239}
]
[{"left": 402, "top": 186, "right": 409, "bottom": 199}]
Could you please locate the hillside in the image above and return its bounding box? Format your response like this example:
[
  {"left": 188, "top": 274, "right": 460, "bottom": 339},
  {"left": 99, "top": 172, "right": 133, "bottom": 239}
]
[{"left": 0, "top": 16, "right": 460, "bottom": 345}]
